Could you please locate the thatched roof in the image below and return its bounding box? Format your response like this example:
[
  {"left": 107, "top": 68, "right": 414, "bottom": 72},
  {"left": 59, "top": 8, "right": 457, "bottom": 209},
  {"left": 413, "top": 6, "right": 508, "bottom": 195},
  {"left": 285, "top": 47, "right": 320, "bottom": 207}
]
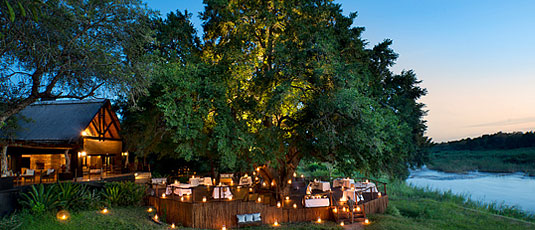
[{"left": 6, "top": 99, "right": 109, "bottom": 144}]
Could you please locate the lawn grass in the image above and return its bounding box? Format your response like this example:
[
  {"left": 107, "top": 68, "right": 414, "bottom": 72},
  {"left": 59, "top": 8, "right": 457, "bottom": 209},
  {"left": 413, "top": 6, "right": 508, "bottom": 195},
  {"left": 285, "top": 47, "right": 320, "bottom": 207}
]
[
  {"left": 427, "top": 147, "right": 535, "bottom": 175},
  {"left": 1, "top": 206, "right": 343, "bottom": 230}
]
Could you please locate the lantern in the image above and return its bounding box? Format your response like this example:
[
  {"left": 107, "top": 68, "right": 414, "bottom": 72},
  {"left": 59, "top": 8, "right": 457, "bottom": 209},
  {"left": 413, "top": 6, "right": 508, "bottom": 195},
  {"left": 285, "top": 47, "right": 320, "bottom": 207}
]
[{"left": 56, "top": 210, "right": 70, "bottom": 221}]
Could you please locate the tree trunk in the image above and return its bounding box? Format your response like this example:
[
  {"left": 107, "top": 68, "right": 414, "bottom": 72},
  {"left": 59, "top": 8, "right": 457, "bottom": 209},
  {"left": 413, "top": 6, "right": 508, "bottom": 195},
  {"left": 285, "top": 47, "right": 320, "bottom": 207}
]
[
  {"left": 64, "top": 149, "right": 71, "bottom": 173},
  {"left": 263, "top": 147, "right": 302, "bottom": 200},
  {"left": 1, "top": 145, "right": 7, "bottom": 175}
]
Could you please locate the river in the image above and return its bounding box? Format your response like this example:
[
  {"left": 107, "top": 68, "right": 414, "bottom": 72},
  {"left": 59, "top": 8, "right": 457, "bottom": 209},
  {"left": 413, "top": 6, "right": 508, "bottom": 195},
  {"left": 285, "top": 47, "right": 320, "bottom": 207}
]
[{"left": 407, "top": 167, "right": 535, "bottom": 213}]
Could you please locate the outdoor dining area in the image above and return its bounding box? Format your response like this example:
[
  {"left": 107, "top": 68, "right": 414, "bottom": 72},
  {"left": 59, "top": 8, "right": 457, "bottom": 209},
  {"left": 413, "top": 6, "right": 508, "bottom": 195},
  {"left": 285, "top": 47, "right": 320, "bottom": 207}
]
[{"left": 147, "top": 170, "right": 389, "bottom": 229}]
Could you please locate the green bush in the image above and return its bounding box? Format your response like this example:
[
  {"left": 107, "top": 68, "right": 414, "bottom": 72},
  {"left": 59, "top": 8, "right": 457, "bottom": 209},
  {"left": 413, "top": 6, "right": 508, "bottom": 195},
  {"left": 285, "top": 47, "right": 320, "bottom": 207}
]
[
  {"left": 19, "top": 184, "right": 59, "bottom": 214},
  {"left": 102, "top": 182, "right": 146, "bottom": 207},
  {"left": 56, "top": 182, "right": 90, "bottom": 210}
]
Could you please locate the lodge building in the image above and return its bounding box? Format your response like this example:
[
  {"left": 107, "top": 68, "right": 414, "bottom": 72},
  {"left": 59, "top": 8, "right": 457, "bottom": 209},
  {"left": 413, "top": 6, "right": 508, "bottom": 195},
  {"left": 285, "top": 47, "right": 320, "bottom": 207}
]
[{"left": 0, "top": 99, "right": 126, "bottom": 182}]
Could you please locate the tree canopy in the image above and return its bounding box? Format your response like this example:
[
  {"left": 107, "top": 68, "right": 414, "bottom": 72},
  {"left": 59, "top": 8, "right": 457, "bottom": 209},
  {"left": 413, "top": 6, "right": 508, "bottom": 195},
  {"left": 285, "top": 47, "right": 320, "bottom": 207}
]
[
  {"left": 0, "top": 0, "right": 154, "bottom": 126},
  {"left": 121, "top": 0, "right": 428, "bottom": 197}
]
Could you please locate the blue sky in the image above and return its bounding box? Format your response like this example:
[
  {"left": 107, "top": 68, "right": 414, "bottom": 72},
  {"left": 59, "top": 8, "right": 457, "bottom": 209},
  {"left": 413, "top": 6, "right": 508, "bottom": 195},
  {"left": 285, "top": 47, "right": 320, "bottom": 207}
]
[{"left": 145, "top": 0, "right": 535, "bottom": 142}]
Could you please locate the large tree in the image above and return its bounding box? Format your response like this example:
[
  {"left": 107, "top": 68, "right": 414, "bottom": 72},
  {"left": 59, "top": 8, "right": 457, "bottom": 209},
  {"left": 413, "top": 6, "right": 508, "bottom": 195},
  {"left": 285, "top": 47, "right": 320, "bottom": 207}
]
[
  {"left": 185, "top": 0, "right": 415, "bottom": 196},
  {"left": 124, "top": 0, "right": 428, "bottom": 198},
  {"left": 0, "top": 0, "right": 154, "bottom": 126}
]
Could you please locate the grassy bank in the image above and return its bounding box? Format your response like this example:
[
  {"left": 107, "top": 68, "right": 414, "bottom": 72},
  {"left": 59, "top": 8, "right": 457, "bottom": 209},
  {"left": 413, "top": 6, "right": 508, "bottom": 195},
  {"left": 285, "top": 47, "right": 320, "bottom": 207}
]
[
  {"left": 365, "top": 181, "right": 535, "bottom": 230},
  {"left": 427, "top": 147, "right": 535, "bottom": 175}
]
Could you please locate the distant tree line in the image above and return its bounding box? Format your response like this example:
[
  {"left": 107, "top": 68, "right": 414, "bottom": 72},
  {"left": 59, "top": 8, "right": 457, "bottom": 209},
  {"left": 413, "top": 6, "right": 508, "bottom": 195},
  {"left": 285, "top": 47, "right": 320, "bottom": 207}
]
[{"left": 433, "top": 131, "right": 535, "bottom": 151}]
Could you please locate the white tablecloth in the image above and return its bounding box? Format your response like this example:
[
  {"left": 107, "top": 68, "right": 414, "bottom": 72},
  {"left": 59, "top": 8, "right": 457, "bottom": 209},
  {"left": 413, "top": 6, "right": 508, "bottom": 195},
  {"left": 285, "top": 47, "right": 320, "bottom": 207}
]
[
  {"left": 304, "top": 198, "right": 330, "bottom": 207},
  {"left": 189, "top": 178, "right": 201, "bottom": 186},
  {"left": 212, "top": 186, "right": 233, "bottom": 199},
  {"left": 354, "top": 182, "right": 378, "bottom": 193},
  {"left": 309, "top": 181, "right": 330, "bottom": 192},
  {"left": 202, "top": 177, "right": 213, "bottom": 186},
  {"left": 239, "top": 176, "right": 252, "bottom": 186},
  {"left": 342, "top": 190, "right": 364, "bottom": 202},
  {"left": 333, "top": 179, "right": 355, "bottom": 188},
  {"left": 168, "top": 183, "right": 193, "bottom": 196}
]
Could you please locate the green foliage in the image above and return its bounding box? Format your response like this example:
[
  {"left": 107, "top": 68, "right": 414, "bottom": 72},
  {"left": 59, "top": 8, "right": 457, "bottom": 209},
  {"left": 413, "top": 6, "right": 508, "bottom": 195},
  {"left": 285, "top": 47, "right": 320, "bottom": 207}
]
[
  {"left": 0, "top": 0, "right": 155, "bottom": 124},
  {"left": 102, "top": 182, "right": 146, "bottom": 207},
  {"left": 428, "top": 147, "right": 535, "bottom": 175},
  {"left": 0, "top": 212, "right": 21, "bottom": 229},
  {"left": 56, "top": 182, "right": 90, "bottom": 211},
  {"left": 19, "top": 184, "right": 59, "bottom": 214},
  {"left": 121, "top": 0, "right": 429, "bottom": 189}
]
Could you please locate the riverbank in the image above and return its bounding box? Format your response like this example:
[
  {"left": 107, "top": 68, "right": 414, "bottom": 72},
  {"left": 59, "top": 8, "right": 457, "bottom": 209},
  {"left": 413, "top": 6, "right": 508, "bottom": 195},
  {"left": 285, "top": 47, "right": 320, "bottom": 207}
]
[
  {"left": 427, "top": 147, "right": 535, "bottom": 175},
  {"left": 364, "top": 181, "right": 535, "bottom": 230}
]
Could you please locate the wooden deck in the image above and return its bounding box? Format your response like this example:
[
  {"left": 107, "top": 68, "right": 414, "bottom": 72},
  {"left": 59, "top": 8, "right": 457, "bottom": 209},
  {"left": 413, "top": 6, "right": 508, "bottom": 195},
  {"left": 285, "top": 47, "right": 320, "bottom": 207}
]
[{"left": 148, "top": 194, "right": 388, "bottom": 229}]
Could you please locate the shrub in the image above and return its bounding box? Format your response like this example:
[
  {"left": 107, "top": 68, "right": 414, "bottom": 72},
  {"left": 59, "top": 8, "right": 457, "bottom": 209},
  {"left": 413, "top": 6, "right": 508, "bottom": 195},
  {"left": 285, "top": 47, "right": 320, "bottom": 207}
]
[
  {"left": 19, "top": 184, "right": 58, "bottom": 214},
  {"left": 102, "top": 184, "right": 122, "bottom": 207},
  {"left": 102, "top": 182, "right": 146, "bottom": 207},
  {"left": 56, "top": 182, "right": 89, "bottom": 211}
]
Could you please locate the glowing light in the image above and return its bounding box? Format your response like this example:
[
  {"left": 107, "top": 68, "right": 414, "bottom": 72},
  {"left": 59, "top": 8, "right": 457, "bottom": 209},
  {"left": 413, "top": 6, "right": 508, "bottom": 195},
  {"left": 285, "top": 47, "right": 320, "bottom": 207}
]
[
  {"left": 271, "top": 181, "right": 275, "bottom": 186},
  {"left": 333, "top": 208, "right": 338, "bottom": 213},
  {"left": 171, "top": 223, "right": 176, "bottom": 229},
  {"left": 378, "top": 192, "right": 382, "bottom": 197},
  {"left": 262, "top": 182, "right": 267, "bottom": 187},
  {"left": 273, "top": 221, "right": 279, "bottom": 226},
  {"left": 277, "top": 202, "right": 281, "bottom": 208},
  {"left": 162, "top": 193, "right": 166, "bottom": 198},
  {"left": 81, "top": 131, "right": 87, "bottom": 136},
  {"left": 253, "top": 171, "right": 256, "bottom": 176},
  {"left": 365, "top": 179, "right": 369, "bottom": 183},
  {"left": 257, "top": 197, "right": 262, "bottom": 202},
  {"left": 342, "top": 207, "right": 346, "bottom": 212},
  {"left": 285, "top": 196, "right": 290, "bottom": 201},
  {"left": 78, "top": 151, "right": 87, "bottom": 157},
  {"left": 202, "top": 196, "right": 207, "bottom": 202},
  {"left": 256, "top": 167, "right": 261, "bottom": 172},
  {"left": 300, "top": 174, "right": 304, "bottom": 178},
  {"left": 293, "top": 204, "right": 297, "bottom": 209},
  {"left": 154, "top": 214, "right": 159, "bottom": 221},
  {"left": 222, "top": 225, "right": 227, "bottom": 230},
  {"left": 340, "top": 221, "right": 345, "bottom": 226},
  {"left": 101, "top": 208, "right": 108, "bottom": 214},
  {"left": 356, "top": 206, "right": 361, "bottom": 212},
  {"left": 228, "top": 196, "right": 232, "bottom": 201},
  {"left": 249, "top": 188, "right": 253, "bottom": 192},
  {"left": 293, "top": 172, "right": 297, "bottom": 177},
  {"left": 147, "top": 208, "right": 153, "bottom": 213},
  {"left": 317, "top": 217, "right": 322, "bottom": 223},
  {"left": 230, "top": 181, "right": 234, "bottom": 186},
  {"left": 56, "top": 210, "right": 70, "bottom": 221},
  {"left": 287, "top": 179, "right": 292, "bottom": 184},
  {"left": 364, "top": 219, "right": 370, "bottom": 224}
]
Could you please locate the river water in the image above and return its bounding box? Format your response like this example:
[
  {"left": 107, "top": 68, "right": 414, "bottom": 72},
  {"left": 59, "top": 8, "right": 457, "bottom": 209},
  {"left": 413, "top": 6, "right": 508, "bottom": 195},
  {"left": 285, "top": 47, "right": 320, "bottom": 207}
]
[{"left": 407, "top": 167, "right": 535, "bottom": 213}]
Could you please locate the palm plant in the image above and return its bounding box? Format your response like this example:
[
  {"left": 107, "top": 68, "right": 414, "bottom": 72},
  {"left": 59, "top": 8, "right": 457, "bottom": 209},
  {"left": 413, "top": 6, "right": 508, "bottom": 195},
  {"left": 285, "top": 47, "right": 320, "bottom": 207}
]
[
  {"left": 19, "top": 184, "right": 58, "bottom": 214},
  {"left": 56, "top": 182, "right": 89, "bottom": 210}
]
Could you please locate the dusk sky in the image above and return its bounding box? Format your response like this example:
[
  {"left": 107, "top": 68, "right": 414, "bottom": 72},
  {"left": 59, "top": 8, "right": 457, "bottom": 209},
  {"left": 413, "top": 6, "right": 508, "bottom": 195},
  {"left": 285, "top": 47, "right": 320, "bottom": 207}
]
[{"left": 146, "top": 0, "right": 535, "bottom": 142}]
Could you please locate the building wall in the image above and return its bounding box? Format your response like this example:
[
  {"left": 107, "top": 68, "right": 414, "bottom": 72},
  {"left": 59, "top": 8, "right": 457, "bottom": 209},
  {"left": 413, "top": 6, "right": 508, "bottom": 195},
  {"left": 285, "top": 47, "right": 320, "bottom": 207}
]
[{"left": 21, "top": 154, "right": 65, "bottom": 172}]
